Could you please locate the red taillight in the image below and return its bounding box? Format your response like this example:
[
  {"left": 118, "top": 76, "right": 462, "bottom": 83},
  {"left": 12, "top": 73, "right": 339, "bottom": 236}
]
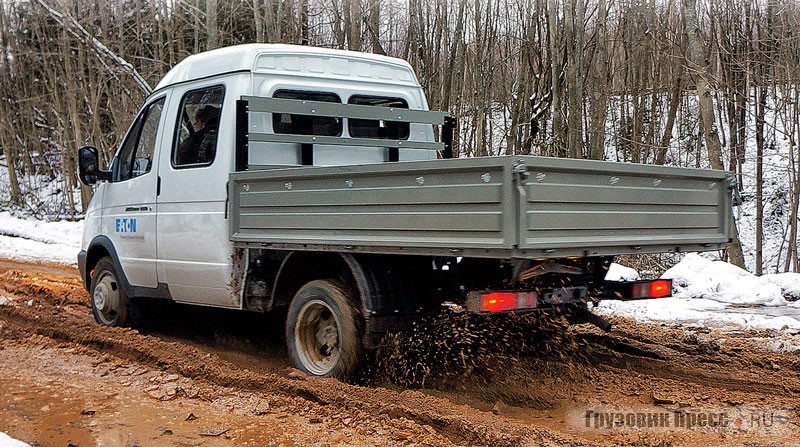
[
  {"left": 631, "top": 279, "right": 672, "bottom": 299},
  {"left": 480, "top": 292, "right": 516, "bottom": 312},
  {"left": 648, "top": 279, "right": 671, "bottom": 298},
  {"left": 479, "top": 291, "right": 539, "bottom": 312}
]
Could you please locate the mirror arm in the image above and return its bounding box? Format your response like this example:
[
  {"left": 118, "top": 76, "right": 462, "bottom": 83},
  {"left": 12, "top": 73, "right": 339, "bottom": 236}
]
[{"left": 97, "top": 169, "right": 112, "bottom": 182}]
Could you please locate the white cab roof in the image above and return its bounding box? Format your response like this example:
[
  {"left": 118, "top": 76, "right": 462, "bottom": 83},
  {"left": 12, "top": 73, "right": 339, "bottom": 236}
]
[{"left": 154, "top": 44, "right": 420, "bottom": 92}]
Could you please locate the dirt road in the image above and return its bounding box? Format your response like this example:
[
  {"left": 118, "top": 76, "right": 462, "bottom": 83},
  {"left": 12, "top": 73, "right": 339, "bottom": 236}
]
[{"left": 1, "top": 258, "right": 799, "bottom": 447}]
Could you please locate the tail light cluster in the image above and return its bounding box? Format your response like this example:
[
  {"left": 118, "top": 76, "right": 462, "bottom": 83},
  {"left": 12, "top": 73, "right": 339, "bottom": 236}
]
[
  {"left": 473, "top": 291, "right": 539, "bottom": 313},
  {"left": 600, "top": 278, "right": 673, "bottom": 301},
  {"left": 630, "top": 279, "right": 671, "bottom": 299},
  {"left": 465, "top": 279, "right": 672, "bottom": 314}
]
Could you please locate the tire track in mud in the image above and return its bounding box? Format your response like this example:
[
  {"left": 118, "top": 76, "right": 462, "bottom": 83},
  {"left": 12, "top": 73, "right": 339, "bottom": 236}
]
[
  {"left": 0, "top": 269, "right": 86, "bottom": 306},
  {"left": 3, "top": 260, "right": 800, "bottom": 447},
  {"left": 575, "top": 320, "right": 800, "bottom": 404},
  {"left": 0, "top": 290, "right": 593, "bottom": 447}
]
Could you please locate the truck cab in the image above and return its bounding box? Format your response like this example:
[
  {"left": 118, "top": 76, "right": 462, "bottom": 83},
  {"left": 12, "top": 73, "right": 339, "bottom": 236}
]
[{"left": 79, "top": 43, "right": 436, "bottom": 310}]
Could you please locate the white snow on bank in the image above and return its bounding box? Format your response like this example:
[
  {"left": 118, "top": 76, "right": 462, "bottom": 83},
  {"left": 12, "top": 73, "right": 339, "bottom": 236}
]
[
  {"left": 663, "top": 254, "right": 789, "bottom": 306},
  {"left": 598, "top": 255, "right": 800, "bottom": 334},
  {"left": 0, "top": 212, "right": 82, "bottom": 265},
  {"left": 605, "top": 262, "right": 640, "bottom": 281},
  {"left": 0, "top": 432, "right": 31, "bottom": 447}
]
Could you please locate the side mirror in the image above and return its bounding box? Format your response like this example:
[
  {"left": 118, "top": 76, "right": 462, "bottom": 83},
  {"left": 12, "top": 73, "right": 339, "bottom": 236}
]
[{"left": 78, "top": 146, "right": 112, "bottom": 186}]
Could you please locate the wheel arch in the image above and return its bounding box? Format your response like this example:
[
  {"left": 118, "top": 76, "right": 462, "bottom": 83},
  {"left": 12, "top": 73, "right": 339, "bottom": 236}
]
[
  {"left": 271, "top": 252, "right": 433, "bottom": 349},
  {"left": 84, "top": 236, "right": 122, "bottom": 290},
  {"left": 271, "top": 252, "right": 380, "bottom": 316},
  {"left": 84, "top": 236, "right": 171, "bottom": 300}
]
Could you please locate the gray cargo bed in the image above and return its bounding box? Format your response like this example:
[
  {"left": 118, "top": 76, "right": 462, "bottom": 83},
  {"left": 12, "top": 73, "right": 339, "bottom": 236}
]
[{"left": 228, "top": 155, "right": 733, "bottom": 259}]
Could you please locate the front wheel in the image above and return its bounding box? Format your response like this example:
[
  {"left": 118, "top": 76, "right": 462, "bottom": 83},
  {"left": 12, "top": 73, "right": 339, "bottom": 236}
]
[
  {"left": 285, "top": 280, "right": 363, "bottom": 380},
  {"left": 89, "top": 257, "right": 132, "bottom": 327}
]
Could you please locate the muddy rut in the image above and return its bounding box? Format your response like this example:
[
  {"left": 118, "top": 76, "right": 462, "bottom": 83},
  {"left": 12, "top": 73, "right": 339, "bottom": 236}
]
[{"left": 1, "top": 259, "right": 799, "bottom": 447}]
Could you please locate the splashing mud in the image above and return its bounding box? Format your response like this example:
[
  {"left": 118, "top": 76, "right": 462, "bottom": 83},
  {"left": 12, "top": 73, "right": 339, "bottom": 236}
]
[{"left": 376, "top": 306, "right": 586, "bottom": 389}]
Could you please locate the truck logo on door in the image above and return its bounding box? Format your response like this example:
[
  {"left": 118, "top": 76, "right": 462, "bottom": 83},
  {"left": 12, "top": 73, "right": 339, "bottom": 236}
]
[{"left": 115, "top": 218, "right": 137, "bottom": 233}]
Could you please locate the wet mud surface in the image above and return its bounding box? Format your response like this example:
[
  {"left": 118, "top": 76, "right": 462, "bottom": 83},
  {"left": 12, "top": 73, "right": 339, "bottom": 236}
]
[{"left": 1, "top": 258, "right": 799, "bottom": 446}]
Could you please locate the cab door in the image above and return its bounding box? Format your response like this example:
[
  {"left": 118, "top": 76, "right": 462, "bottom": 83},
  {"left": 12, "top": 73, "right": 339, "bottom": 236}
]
[
  {"left": 102, "top": 97, "right": 167, "bottom": 288},
  {"left": 155, "top": 84, "right": 238, "bottom": 308}
]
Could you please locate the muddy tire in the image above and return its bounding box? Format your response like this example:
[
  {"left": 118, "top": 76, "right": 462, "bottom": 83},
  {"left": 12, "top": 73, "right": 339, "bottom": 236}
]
[
  {"left": 286, "top": 280, "right": 363, "bottom": 380},
  {"left": 90, "top": 257, "right": 132, "bottom": 327}
]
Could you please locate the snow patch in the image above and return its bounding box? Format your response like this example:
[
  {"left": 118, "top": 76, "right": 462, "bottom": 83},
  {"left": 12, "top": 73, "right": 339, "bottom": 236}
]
[
  {"left": 605, "top": 263, "right": 640, "bottom": 281},
  {"left": 598, "top": 255, "right": 800, "bottom": 334},
  {"left": 0, "top": 212, "right": 82, "bottom": 265},
  {"left": 664, "top": 253, "right": 787, "bottom": 306},
  {"left": 0, "top": 432, "right": 31, "bottom": 447},
  {"left": 762, "top": 273, "right": 800, "bottom": 300}
]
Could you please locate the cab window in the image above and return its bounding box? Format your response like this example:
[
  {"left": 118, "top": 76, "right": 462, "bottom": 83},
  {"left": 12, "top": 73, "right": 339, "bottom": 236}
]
[
  {"left": 348, "top": 96, "right": 409, "bottom": 140},
  {"left": 173, "top": 85, "right": 224, "bottom": 167},
  {"left": 272, "top": 90, "right": 341, "bottom": 136},
  {"left": 114, "top": 97, "right": 165, "bottom": 182}
]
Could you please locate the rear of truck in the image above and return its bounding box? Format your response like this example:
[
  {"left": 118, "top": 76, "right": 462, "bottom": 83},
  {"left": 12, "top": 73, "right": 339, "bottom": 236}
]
[
  {"left": 228, "top": 92, "right": 733, "bottom": 327},
  {"left": 223, "top": 50, "right": 733, "bottom": 378}
]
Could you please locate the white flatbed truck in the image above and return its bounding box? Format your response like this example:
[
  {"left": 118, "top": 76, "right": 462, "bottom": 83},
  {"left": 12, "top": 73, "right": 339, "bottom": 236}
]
[{"left": 77, "top": 44, "right": 733, "bottom": 379}]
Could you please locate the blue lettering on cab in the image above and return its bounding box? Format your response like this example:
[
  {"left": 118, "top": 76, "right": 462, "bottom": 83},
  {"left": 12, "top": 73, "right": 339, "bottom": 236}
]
[{"left": 115, "top": 218, "right": 137, "bottom": 233}]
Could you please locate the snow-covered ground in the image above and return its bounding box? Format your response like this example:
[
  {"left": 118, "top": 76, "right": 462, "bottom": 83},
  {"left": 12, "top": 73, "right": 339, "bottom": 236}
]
[
  {"left": 0, "top": 432, "right": 31, "bottom": 447},
  {"left": 599, "top": 254, "right": 800, "bottom": 342},
  {"left": 0, "top": 212, "right": 82, "bottom": 265}
]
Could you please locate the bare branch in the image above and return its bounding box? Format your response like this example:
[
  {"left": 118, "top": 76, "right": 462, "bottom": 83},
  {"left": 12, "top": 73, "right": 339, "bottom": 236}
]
[{"left": 32, "top": 0, "right": 152, "bottom": 95}]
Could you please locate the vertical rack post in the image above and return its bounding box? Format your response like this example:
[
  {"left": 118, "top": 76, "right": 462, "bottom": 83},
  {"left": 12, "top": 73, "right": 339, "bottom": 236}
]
[
  {"left": 442, "top": 115, "right": 455, "bottom": 159},
  {"left": 235, "top": 99, "right": 249, "bottom": 171}
]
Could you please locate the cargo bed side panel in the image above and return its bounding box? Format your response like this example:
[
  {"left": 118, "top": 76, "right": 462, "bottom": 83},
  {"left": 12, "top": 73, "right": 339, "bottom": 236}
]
[
  {"left": 229, "top": 158, "right": 517, "bottom": 252},
  {"left": 518, "top": 156, "right": 732, "bottom": 257}
]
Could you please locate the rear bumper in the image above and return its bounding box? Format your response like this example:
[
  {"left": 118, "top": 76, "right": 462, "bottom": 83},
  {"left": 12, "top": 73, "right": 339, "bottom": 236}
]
[{"left": 77, "top": 250, "right": 88, "bottom": 290}]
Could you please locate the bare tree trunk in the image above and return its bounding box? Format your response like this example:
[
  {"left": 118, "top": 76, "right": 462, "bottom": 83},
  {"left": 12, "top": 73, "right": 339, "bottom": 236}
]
[
  {"left": 207, "top": 0, "right": 218, "bottom": 49},
  {"left": 253, "top": 0, "right": 264, "bottom": 43},
  {"left": 785, "top": 85, "right": 800, "bottom": 272},
  {"left": 152, "top": 0, "right": 165, "bottom": 77},
  {"left": 175, "top": 1, "right": 185, "bottom": 56},
  {"left": 441, "top": 0, "right": 465, "bottom": 111},
  {"left": 655, "top": 76, "right": 683, "bottom": 165},
  {"left": 695, "top": 118, "right": 702, "bottom": 168},
  {"left": 0, "top": 3, "right": 22, "bottom": 205},
  {"left": 754, "top": 86, "right": 767, "bottom": 275},
  {"left": 787, "top": 144, "right": 800, "bottom": 272},
  {"left": 588, "top": 0, "right": 608, "bottom": 160},
  {"left": 0, "top": 138, "right": 22, "bottom": 206},
  {"left": 547, "top": 0, "right": 564, "bottom": 156},
  {"left": 344, "top": 0, "right": 362, "bottom": 51},
  {"left": 300, "top": 0, "right": 309, "bottom": 45},
  {"left": 683, "top": 0, "right": 745, "bottom": 268},
  {"left": 264, "top": 0, "right": 278, "bottom": 43},
  {"left": 564, "top": 0, "right": 584, "bottom": 158},
  {"left": 163, "top": 0, "right": 175, "bottom": 66},
  {"left": 683, "top": 0, "right": 722, "bottom": 169},
  {"left": 366, "top": 0, "right": 384, "bottom": 54},
  {"left": 62, "top": 28, "right": 80, "bottom": 217}
]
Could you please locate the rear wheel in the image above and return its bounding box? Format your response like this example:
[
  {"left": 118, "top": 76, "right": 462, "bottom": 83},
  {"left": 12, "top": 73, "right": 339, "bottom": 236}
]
[
  {"left": 90, "top": 257, "right": 132, "bottom": 327},
  {"left": 285, "top": 280, "right": 363, "bottom": 379}
]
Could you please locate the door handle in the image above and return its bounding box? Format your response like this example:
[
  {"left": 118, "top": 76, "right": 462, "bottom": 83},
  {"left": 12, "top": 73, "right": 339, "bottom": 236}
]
[{"left": 125, "top": 206, "right": 150, "bottom": 212}]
